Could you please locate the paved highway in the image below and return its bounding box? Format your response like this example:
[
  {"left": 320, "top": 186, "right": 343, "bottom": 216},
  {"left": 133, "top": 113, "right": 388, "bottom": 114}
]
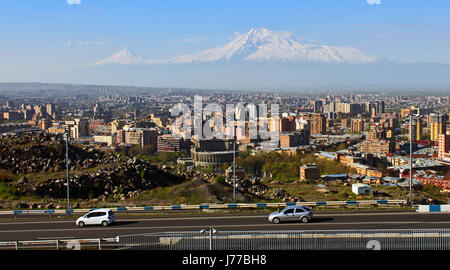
[{"left": 0, "top": 211, "right": 449, "bottom": 242}]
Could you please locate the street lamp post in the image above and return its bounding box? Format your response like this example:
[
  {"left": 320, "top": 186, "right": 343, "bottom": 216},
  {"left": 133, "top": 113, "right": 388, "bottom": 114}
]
[
  {"left": 409, "top": 114, "right": 413, "bottom": 208},
  {"left": 200, "top": 227, "right": 216, "bottom": 250},
  {"left": 233, "top": 137, "right": 236, "bottom": 202},
  {"left": 66, "top": 132, "right": 70, "bottom": 210}
]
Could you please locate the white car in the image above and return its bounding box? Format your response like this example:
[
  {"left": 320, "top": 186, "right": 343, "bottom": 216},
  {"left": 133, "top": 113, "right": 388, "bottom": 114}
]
[{"left": 76, "top": 209, "right": 115, "bottom": 227}]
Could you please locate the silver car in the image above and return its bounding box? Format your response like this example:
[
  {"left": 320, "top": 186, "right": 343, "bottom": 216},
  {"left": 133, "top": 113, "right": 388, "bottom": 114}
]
[{"left": 268, "top": 206, "right": 313, "bottom": 224}]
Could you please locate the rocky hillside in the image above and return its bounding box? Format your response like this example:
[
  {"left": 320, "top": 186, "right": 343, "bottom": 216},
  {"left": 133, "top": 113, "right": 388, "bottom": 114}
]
[
  {"left": 225, "top": 176, "right": 304, "bottom": 202},
  {"left": 17, "top": 156, "right": 185, "bottom": 200},
  {"left": 0, "top": 134, "right": 108, "bottom": 174},
  {"left": 0, "top": 134, "right": 185, "bottom": 201},
  {"left": 1, "top": 134, "right": 306, "bottom": 207}
]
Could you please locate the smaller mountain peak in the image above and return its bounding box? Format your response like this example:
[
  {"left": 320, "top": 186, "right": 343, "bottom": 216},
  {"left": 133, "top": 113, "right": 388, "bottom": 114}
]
[{"left": 93, "top": 46, "right": 143, "bottom": 66}]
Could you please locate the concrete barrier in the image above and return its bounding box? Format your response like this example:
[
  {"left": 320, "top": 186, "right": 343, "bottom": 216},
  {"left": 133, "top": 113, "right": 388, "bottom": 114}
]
[
  {"left": 417, "top": 205, "right": 450, "bottom": 213},
  {"left": 0, "top": 200, "right": 407, "bottom": 216}
]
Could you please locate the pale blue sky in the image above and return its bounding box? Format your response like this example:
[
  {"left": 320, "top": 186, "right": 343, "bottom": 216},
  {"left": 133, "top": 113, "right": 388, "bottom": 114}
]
[{"left": 1, "top": 0, "right": 450, "bottom": 86}]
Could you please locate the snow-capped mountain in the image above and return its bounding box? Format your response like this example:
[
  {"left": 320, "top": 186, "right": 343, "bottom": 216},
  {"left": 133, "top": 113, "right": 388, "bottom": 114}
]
[
  {"left": 170, "top": 28, "right": 379, "bottom": 64},
  {"left": 93, "top": 28, "right": 380, "bottom": 66},
  {"left": 93, "top": 47, "right": 144, "bottom": 66}
]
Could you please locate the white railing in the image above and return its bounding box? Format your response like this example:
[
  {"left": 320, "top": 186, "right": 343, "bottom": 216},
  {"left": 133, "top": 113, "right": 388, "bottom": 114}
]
[
  {"left": 117, "top": 229, "right": 450, "bottom": 250},
  {"left": 0, "top": 237, "right": 119, "bottom": 250}
]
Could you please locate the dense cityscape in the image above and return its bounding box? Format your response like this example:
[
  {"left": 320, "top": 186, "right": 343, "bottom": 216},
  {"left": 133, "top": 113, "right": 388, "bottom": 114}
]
[{"left": 0, "top": 83, "right": 449, "bottom": 209}]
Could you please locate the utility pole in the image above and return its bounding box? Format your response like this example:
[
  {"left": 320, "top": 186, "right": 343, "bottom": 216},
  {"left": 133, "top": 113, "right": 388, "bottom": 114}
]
[{"left": 66, "top": 132, "right": 70, "bottom": 210}]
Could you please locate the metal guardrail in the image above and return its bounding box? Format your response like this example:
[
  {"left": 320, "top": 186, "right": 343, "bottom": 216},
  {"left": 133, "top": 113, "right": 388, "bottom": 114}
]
[
  {"left": 117, "top": 229, "right": 450, "bottom": 250},
  {"left": 0, "top": 200, "right": 407, "bottom": 216},
  {"left": 0, "top": 237, "right": 119, "bottom": 250}
]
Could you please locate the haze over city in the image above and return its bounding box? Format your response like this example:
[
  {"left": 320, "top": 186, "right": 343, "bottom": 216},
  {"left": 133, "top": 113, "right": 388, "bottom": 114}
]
[{"left": 2, "top": 0, "right": 450, "bottom": 89}]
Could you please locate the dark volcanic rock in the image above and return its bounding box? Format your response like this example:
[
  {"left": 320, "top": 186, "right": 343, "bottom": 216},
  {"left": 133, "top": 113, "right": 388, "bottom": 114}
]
[
  {"left": 0, "top": 134, "right": 107, "bottom": 174},
  {"left": 224, "top": 176, "right": 304, "bottom": 202},
  {"left": 31, "top": 157, "right": 186, "bottom": 199}
]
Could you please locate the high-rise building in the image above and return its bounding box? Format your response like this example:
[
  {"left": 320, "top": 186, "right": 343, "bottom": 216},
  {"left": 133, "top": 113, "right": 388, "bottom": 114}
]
[
  {"left": 409, "top": 118, "right": 422, "bottom": 141},
  {"left": 22, "top": 109, "right": 34, "bottom": 120},
  {"left": 438, "top": 133, "right": 450, "bottom": 161},
  {"left": 116, "top": 129, "right": 126, "bottom": 144},
  {"left": 295, "top": 117, "right": 309, "bottom": 131},
  {"left": 3, "top": 111, "right": 24, "bottom": 121},
  {"left": 330, "top": 102, "right": 362, "bottom": 114},
  {"left": 429, "top": 114, "right": 448, "bottom": 141},
  {"left": 280, "top": 116, "right": 296, "bottom": 132},
  {"left": 313, "top": 100, "right": 323, "bottom": 113},
  {"left": 341, "top": 118, "right": 350, "bottom": 128},
  {"left": 364, "top": 102, "right": 384, "bottom": 115},
  {"left": 351, "top": 119, "right": 363, "bottom": 134},
  {"left": 74, "top": 118, "right": 89, "bottom": 139},
  {"left": 66, "top": 118, "right": 89, "bottom": 140},
  {"left": 376, "top": 101, "right": 385, "bottom": 114},
  {"left": 309, "top": 114, "right": 326, "bottom": 135},
  {"left": 45, "top": 103, "right": 55, "bottom": 118},
  {"left": 93, "top": 103, "right": 103, "bottom": 119},
  {"left": 33, "top": 105, "right": 44, "bottom": 115}
]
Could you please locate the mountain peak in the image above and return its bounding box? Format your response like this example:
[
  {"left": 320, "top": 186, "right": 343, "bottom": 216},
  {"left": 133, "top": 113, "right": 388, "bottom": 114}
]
[
  {"left": 93, "top": 28, "right": 380, "bottom": 66},
  {"left": 247, "top": 27, "right": 271, "bottom": 34},
  {"left": 93, "top": 46, "right": 144, "bottom": 66},
  {"left": 169, "top": 27, "right": 378, "bottom": 64},
  {"left": 243, "top": 28, "right": 273, "bottom": 41}
]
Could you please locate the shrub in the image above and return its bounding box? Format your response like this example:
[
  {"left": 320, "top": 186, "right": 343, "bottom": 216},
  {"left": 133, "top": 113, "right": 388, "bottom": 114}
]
[
  {"left": 0, "top": 182, "right": 22, "bottom": 200},
  {"left": 215, "top": 176, "right": 226, "bottom": 185},
  {"left": 0, "top": 169, "right": 13, "bottom": 182}
]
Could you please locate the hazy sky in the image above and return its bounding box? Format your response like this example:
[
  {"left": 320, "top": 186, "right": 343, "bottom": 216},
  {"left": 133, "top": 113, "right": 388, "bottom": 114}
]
[{"left": 1, "top": 0, "right": 450, "bottom": 87}]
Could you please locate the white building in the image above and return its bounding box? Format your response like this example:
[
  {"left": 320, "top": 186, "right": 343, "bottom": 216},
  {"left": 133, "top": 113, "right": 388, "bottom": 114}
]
[
  {"left": 352, "top": 183, "right": 373, "bottom": 196},
  {"left": 94, "top": 135, "right": 116, "bottom": 146}
]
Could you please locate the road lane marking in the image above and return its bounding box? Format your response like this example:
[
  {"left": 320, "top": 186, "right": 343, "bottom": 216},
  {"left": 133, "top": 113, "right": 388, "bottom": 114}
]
[
  {"left": 36, "top": 237, "right": 75, "bottom": 240},
  {"left": 2, "top": 221, "right": 450, "bottom": 235}
]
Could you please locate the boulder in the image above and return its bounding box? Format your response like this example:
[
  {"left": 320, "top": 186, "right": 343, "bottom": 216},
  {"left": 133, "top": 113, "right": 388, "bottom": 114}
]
[
  {"left": 17, "top": 177, "right": 28, "bottom": 184},
  {"left": 14, "top": 202, "right": 29, "bottom": 209},
  {"left": 30, "top": 203, "right": 38, "bottom": 209}
]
